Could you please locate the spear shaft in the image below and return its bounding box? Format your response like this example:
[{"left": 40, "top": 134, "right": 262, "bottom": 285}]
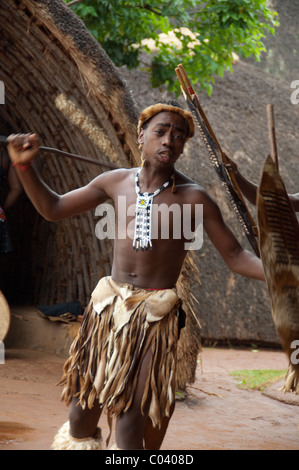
[
  {"left": 0, "top": 135, "right": 118, "bottom": 170},
  {"left": 175, "top": 64, "right": 260, "bottom": 256}
]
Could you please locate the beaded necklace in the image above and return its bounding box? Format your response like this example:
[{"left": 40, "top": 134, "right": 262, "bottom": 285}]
[{"left": 133, "top": 167, "right": 172, "bottom": 251}]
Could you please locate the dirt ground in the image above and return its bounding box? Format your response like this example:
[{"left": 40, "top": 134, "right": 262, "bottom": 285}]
[{"left": 0, "top": 345, "right": 298, "bottom": 451}]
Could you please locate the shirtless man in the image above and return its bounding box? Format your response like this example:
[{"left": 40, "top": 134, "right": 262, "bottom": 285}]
[{"left": 7, "top": 101, "right": 264, "bottom": 451}]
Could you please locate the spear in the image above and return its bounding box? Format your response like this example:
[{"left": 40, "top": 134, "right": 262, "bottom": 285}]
[
  {"left": 175, "top": 63, "right": 260, "bottom": 257},
  {"left": 0, "top": 135, "right": 118, "bottom": 170}
]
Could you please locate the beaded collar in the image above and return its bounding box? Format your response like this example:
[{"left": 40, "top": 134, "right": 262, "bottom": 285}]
[{"left": 133, "top": 168, "right": 172, "bottom": 251}]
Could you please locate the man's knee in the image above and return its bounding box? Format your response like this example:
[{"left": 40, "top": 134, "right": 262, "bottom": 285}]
[{"left": 115, "top": 412, "right": 145, "bottom": 450}]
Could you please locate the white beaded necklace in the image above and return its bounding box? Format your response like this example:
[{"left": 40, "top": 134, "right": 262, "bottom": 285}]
[{"left": 133, "top": 167, "right": 172, "bottom": 251}]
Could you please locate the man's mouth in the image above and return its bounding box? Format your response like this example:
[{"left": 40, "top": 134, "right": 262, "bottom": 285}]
[{"left": 158, "top": 151, "right": 172, "bottom": 161}]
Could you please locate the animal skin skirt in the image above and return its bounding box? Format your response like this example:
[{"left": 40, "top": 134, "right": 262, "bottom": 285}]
[{"left": 59, "top": 276, "right": 183, "bottom": 429}]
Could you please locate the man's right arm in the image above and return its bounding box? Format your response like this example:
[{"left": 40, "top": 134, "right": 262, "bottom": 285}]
[{"left": 7, "top": 133, "right": 111, "bottom": 221}]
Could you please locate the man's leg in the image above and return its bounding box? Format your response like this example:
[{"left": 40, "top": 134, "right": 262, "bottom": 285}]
[
  {"left": 143, "top": 403, "right": 175, "bottom": 450},
  {"left": 52, "top": 383, "right": 103, "bottom": 450},
  {"left": 69, "top": 395, "right": 103, "bottom": 439},
  {"left": 114, "top": 346, "right": 153, "bottom": 450}
]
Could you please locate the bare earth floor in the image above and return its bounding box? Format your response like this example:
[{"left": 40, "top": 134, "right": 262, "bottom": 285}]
[{"left": 0, "top": 346, "right": 298, "bottom": 451}]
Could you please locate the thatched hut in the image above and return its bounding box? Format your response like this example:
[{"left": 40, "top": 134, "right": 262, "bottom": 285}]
[
  {"left": 1, "top": 0, "right": 140, "bottom": 305},
  {"left": 0, "top": 0, "right": 201, "bottom": 389}
]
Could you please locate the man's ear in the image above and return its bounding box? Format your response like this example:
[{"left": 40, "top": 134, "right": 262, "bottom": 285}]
[{"left": 138, "top": 128, "right": 144, "bottom": 145}]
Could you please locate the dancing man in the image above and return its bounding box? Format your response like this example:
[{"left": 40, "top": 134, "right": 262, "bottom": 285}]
[{"left": 7, "top": 101, "right": 265, "bottom": 450}]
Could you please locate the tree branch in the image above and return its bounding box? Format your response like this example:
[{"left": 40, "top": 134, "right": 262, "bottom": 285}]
[
  {"left": 124, "top": 4, "right": 163, "bottom": 17},
  {"left": 66, "top": 0, "right": 85, "bottom": 7}
]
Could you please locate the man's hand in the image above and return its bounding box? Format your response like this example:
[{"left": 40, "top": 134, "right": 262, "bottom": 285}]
[{"left": 7, "top": 133, "right": 39, "bottom": 166}]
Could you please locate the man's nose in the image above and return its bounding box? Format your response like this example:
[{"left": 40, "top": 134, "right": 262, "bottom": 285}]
[{"left": 162, "top": 132, "right": 173, "bottom": 146}]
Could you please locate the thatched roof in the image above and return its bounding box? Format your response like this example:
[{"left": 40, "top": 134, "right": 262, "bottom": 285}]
[{"left": 1, "top": 0, "right": 201, "bottom": 388}]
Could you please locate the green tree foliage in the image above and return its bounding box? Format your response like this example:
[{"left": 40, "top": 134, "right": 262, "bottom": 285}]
[{"left": 64, "top": 0, "right": 278, "bottom": 95}]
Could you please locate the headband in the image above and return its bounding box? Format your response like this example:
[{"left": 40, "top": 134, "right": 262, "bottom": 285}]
[{"left": 137, "top": 104, "right": 195, "bottom": 141}]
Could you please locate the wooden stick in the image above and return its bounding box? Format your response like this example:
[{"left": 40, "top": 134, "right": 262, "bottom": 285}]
[
  {"left": 267, "top": 104, "right": 279, "bottom": 170},
  {"left": 0, "top": 135, "right": 118, "bottom": 169},
  {"left": 176, "top": 64, "right": 221, "bottom": 149},
  {"left": 175, "top": 64, "right": 259, "bottom": 241}
]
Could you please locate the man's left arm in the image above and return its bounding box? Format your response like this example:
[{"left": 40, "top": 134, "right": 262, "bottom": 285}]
[{"left": 200, "top": 189, "right": 265, "bottom": 281}]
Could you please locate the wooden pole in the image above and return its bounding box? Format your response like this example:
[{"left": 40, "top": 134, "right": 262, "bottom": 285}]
[
  {"left": 175, "top": 64, "right": 259, "bottom": 248},
  {"left": 267, "top": 104, "right": 279, "bottom": 170}
]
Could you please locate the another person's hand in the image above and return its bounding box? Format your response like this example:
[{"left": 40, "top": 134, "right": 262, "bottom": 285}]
[{"left": 224, "top": 155, "right": 238, "bottom": 175}]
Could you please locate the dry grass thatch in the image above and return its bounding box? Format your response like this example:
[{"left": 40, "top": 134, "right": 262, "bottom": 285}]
[{"left": 0, "top": 0, "right": 201, "bottom": 387}]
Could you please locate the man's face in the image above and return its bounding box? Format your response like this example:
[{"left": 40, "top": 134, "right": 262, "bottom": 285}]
[{"left": 138, "top": 111, "right": 188, "bottom": 166}]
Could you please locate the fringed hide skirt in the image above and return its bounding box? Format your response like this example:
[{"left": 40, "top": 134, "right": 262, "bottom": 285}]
[{"left": 60, "top": 276, "right": 183, "bottom": 429}]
